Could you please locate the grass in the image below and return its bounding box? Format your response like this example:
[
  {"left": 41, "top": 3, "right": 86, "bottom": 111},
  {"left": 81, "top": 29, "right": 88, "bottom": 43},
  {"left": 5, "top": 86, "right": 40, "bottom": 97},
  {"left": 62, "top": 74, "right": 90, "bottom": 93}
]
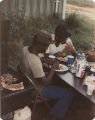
[
  {"left": 67, "top": 0, "right": 95, "bottom": 7},
  {"left": 6, "top": 13, "right": 95, "bottom": 69}
]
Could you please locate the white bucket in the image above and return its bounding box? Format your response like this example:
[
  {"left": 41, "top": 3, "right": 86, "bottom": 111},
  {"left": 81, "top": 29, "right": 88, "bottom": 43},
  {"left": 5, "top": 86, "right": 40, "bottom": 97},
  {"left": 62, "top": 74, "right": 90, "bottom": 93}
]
[{"left": 14, "top": 106, "right": 32, "bottom": 120}]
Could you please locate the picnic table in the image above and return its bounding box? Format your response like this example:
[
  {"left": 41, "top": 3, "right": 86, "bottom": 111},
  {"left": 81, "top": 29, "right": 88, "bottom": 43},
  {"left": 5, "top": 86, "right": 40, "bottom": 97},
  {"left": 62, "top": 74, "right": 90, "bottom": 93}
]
[
  {"left": 56, "top": 71, "right": 95, "bottom": 104},
  {"left": 43, "top": 59, "right": 95, "bottom": 105}
]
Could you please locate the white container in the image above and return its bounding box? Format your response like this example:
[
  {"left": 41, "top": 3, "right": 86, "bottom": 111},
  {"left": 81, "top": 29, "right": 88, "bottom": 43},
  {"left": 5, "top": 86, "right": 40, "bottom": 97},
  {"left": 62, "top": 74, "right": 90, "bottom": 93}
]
[
  {"left": 14, "top": 106, "right": 32, "bottom": 120},
  {"left": 76, "top": 58, "right": 87, "bottom": 78},
  {"left": 49, "top": 55, "right": 56, "bottom": 60}
]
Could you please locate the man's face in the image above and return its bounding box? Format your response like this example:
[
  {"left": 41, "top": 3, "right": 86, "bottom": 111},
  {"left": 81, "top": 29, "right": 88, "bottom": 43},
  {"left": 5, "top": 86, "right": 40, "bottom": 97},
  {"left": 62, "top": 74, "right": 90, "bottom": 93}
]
[
  {"left": 55, "top": 35, "right": 66, "bottom": 44},
  {"left": 39, "top": 44, "right": 49, "bottom": 53}
]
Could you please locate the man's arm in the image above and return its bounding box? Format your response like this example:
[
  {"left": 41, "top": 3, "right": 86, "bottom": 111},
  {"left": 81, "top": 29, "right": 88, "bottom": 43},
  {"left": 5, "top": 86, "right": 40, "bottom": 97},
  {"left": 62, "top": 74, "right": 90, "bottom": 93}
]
[
  {"left": 41, "top": 57, "right": 55, "bottom": 65},
  {"left": 36, "top": 61, "right": 59, "bottom": 86}
]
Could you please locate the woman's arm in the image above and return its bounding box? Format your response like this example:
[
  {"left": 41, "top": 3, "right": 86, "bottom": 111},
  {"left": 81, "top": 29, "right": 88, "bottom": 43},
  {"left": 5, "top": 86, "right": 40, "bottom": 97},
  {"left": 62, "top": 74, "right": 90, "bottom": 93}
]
[{"left": 65, "top": 42, "right": 77, "bottom": 56}]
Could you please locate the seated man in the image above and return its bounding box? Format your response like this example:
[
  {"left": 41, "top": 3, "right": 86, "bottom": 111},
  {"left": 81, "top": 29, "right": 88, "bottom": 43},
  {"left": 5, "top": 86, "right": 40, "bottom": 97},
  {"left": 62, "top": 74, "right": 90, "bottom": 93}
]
[
  {"left": 46, "top": 24, "right": 77, "bottom": 57},
  {"left": 21, "top": 30, "right": 73, "bottom": 120}
]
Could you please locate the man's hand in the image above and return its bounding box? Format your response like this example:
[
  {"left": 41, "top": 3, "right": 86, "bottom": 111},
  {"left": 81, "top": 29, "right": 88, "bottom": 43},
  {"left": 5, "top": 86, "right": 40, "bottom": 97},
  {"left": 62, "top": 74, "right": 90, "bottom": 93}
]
[
  {"left": 41, "top": 57, "right": 56, "bottom": 65},
  {"left": 38, "top": 61, "right": 59, "bottom": 86},
  {"left": 56, "top": 52, "right": 66, "bottom": 57},
  {"left": 51, "top": 61, "right": 59, "bottom": 70}
]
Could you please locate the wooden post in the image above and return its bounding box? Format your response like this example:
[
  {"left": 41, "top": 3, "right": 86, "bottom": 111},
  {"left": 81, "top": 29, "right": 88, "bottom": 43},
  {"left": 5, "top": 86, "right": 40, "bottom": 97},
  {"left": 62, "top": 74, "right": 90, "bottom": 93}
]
[
  {"left": 62, "top": 0, "right": 66, "bottom": 20},
  {"left": 1, "top": 20, "right": 9, "bottom": 71},
  {"left": 24, "top": 0, "right": 31, "bottom": 18},
  {"left": 0, "top": 5, "right": 1, "bottom": 71}
]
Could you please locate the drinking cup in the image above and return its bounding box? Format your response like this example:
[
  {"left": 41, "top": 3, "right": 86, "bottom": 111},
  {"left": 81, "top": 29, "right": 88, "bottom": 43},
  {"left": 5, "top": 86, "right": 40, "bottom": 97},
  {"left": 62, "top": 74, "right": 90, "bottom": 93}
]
[{"left": 68, "top": 55, "right": 74, "bottom": 67}]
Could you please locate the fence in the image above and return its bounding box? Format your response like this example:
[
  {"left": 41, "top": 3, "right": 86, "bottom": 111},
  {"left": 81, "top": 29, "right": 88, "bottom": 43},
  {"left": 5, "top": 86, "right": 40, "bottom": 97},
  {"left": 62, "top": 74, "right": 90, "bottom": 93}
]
[{"left": 0, "top": 0, "right": 65, "bottom": 19}]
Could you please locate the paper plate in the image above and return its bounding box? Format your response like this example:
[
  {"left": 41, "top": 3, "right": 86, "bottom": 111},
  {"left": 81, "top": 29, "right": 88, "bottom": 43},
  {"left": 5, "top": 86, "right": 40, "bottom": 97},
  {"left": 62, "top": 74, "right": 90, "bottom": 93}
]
[{"left": 55, "top": 64, "right": 68, "bottom": 72}]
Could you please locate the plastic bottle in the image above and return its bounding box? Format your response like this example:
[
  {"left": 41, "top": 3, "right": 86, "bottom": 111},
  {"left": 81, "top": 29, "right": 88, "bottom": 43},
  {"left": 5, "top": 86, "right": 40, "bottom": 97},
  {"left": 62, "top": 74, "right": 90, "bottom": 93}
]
[{"left": 75, "top": 53, "right": 87, "bottom": 78}]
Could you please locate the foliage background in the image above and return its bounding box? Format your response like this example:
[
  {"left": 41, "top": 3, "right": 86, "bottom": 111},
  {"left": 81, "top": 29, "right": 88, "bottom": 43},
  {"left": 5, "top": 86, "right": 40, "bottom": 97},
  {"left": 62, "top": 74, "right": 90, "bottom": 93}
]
[
  {"left": 67, "top": 0, "right": 95, "bottom": 7},
  {"left": 1, "top": 0, "right": 95, "bottom": 70}
]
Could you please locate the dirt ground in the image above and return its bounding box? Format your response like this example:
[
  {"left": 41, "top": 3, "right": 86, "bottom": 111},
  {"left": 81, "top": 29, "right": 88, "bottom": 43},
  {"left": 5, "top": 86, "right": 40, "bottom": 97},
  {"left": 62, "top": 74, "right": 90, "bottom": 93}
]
[
  {"left": 32, "top": 95, "right": 95, "bottom": 120},
  {"left": 66, "top": 4, "right": 95, "bottom": 21}
]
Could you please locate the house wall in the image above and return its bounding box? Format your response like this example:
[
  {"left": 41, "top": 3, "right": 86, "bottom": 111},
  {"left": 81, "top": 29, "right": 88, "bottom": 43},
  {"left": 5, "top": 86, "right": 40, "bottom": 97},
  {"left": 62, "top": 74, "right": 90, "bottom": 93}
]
[{"left": 0, "top": 0, "right": 65, "bottom": 19}]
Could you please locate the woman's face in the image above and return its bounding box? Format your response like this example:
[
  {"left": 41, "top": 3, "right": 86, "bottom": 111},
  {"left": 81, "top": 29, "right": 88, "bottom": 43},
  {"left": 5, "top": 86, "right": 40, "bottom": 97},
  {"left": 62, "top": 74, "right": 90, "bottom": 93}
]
[{"left": 55, "top": 35, "right": 66, "bottom": 45}]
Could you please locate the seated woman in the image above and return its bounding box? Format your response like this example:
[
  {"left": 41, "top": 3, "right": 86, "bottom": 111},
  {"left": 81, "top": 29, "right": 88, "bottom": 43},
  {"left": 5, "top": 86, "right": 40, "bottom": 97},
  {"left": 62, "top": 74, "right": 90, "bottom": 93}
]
[{"left": 46, "top": 24, "right": 77, "bottom": 57}]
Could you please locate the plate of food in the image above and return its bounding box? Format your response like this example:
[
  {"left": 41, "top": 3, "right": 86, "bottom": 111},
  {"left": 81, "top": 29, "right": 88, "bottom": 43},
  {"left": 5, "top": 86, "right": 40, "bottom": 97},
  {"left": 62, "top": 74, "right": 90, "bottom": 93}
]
[
  {"left": 1, "top": 73, "right": 24, "bottom": 91},
  {"left": 57, "top": 56, "right": 68, "bottom": 62},
  {"left": 55, "top": 64, "right": 68, "bottom": 72}
]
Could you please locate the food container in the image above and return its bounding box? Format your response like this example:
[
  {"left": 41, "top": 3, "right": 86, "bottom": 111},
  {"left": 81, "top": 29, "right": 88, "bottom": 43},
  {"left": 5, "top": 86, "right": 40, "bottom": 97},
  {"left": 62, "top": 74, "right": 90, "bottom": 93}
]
[
  {"left": 76, "top": 62, "right": 86, "bottom": 78},
  {"left": 76, "top": 53, "right": 87, "bottom": 78},
  {"left": 49, "top": 55, "right": 56, "bottom": 60}
]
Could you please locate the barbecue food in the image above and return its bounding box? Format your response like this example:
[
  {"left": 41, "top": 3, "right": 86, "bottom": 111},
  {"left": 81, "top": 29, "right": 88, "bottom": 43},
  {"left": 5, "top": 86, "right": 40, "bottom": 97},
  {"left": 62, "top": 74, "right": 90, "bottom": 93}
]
[
  {"left": 2, "top": 73, "right": 18, "bottom": 83},
  {"left": 56, "top": 65, "right": 64, "bottom": 70},
  {"left": 55, "top": 64, "right": 68, "bottom": 72},
  {"left": 1, "top": 74, "right": 24, "bottom": 91},
  {"left": 56, "top": 52, "right": 66, "bottom": 57},
  {"left": 5, "top": 82, "right": 24, "bottom": 91},
  {"left": 57, "top": 57, "right": 68, "bottom": 62}
]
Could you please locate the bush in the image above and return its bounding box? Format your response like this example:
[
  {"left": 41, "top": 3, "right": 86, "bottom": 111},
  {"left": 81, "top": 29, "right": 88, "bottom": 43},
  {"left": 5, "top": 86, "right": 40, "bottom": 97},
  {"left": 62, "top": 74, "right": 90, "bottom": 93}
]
[
  {"left": 6, "top": 13, "right": 95, "bottom": 69},
  {"left": 67, "top": 0, "right": 95, "bottom": 7},
  {"left": 65, "top": 13, "right": 82, "bottom": 29},
  {"left": 7, "top": 14, "right": 63, "bottom": 69},
  {"left": 65, "top": 13, "right": 95, "bottom": 52}
]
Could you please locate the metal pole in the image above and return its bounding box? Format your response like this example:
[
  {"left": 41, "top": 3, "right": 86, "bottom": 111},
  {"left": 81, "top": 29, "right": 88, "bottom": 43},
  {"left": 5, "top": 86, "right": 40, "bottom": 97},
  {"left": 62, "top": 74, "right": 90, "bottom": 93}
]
[
  {"left": 62, "top": 0, "right": 66, "bottom": 20},
  {"left": 54, "top": 0, "right": 60, "bottom": 14}
]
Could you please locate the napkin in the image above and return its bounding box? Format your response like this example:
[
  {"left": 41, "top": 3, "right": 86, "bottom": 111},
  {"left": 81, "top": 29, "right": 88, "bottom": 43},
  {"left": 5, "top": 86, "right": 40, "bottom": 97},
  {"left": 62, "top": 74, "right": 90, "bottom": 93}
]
[{"left": 83, "top": 76, "right": 95, "bottom": 95}]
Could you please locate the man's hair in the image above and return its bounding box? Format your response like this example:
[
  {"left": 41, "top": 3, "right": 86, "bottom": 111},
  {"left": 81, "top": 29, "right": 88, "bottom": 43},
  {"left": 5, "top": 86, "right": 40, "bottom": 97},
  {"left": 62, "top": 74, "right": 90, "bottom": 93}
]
[
  {"left": 32, "top": 30, "right": 52, "bottom": 46},
  {"left": 29, "top": 30, "right": 52, "bottom": 53},
  {"left": 55, "top": 24, "right": 71, "bottom": 38}
]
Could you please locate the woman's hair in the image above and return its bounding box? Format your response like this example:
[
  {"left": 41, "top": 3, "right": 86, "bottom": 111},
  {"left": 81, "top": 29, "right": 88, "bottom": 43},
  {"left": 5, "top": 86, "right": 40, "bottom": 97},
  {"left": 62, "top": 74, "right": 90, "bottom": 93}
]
[{"left": 55, "top": 24, "right": 71, "bottom": 38}]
